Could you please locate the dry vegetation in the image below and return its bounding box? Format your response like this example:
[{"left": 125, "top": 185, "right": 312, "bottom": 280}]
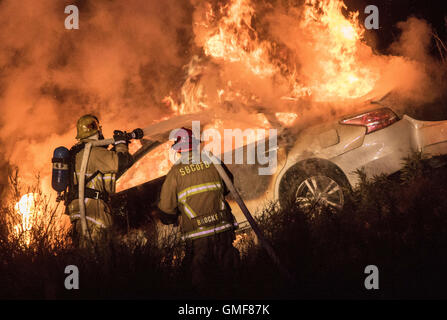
[{"left": 2, "top": 154, "right": 447, "bottom": 299}]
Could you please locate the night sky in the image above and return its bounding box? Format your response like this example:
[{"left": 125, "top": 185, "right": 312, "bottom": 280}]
[{"left": 346, "top": 0, "right": 447, "bottom": 53}]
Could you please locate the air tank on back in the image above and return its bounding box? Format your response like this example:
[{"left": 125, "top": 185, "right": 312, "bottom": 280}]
[{"left": 52, "top": 146, "right": 70, "bottom": 193}]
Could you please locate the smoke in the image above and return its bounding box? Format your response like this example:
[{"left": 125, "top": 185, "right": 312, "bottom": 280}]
[
  {"left": 391, "top": 17, "right": 433, "bottom": 62},
  {"left": 384, "top": 17, "right": 446, "bottom": 108},
  {"left": 0, "top": 0, "right": 194, "bottom": 196}
]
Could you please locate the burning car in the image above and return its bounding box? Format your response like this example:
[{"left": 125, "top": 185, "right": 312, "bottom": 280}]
[{"left": 110, "top": 101, "right": 447, "bottom": 233}]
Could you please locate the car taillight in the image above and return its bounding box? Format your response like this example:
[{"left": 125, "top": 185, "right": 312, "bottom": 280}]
[{"left": 339, "top": 108, "right": 399, "bottom": 134}]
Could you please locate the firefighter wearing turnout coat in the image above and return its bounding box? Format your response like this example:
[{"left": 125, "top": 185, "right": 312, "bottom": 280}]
[
  {"left": 155, "top": 128, "right": 240, "bottom": 295},
  {"left": 66, "top": 114, "right": 141, "bottom": 247}
]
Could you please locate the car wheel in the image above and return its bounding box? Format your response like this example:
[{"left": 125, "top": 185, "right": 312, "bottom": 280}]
[{"left": 279, "top": 160, "right": 350, "bottom": 216}]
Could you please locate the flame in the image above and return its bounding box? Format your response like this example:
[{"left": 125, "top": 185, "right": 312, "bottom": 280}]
[
  {"left": 116, "top": 142, "right": 173, "bottom": 192},
  {"left": 13, "top": 193, "right": 39, "bottom": 245},
  {"left": 6, "top": 0, "right": 392, "bottom": 238},
  {"left": 171, "top": 0, "right": 377, "bottom": 117},
  {"left": 10, "top": 192, "right": 70, "bottom": 247},
  {"left": 201, "top": 0, "right": 378, "bottom": 103},
  {"left": 288, "top": 0, "right": 379, "bottom": 101},
  {"left": 275, "top": 112, "right": 298, "bottom": 126},
  {"left": 203, "top": 0, "right": 275, "bottom": 78},
  {"left": 162, "top": 57, "right": 211, "bottom": 115}
]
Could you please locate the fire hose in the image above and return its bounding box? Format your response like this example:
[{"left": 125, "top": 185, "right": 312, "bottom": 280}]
[
  {"left": 78, "top": 130, "right": 149, "bottom": 245},
  {"left": 203, "top": 152, "right": 294, "bottom": 282},
  {"left": 77, "top": 113, "right": 212, "bottom": 241},
  {"left": 78, "top": 142, "right": 93, "bottom": 244},
  {"left": 78, "top": 121, "right": 293, "bottom": 282}
]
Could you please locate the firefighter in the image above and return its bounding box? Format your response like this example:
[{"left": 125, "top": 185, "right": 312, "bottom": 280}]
[
  {"left": 153, "top": 127, "right": 240, "bottom": 296},
  {"left": 66, "top": 114, "right": 141, "bottom": 248}
]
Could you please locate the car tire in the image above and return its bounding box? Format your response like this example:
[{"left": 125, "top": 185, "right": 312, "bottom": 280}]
[{"left": 279, "top": 159, "right": 350, "bottom": 215}]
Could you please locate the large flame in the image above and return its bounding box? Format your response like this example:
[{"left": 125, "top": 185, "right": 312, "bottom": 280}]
[
  {"left": 89, "top": 0, "right": 381, "bottom": 194},
  {"left": 292, "top": 0, "right": 379, "bottom": 101},
  {"left": 119, "top": 0, "right": 384, "bottom": 192},
  {"left": 166, "top": 0, "right": 378, "bottom": 117},
  {"left": 5, "top": 0, "right": 435, "bottom": 239},
  {"left": 203, "top": 0, "right": 276, "bottom": 78}
]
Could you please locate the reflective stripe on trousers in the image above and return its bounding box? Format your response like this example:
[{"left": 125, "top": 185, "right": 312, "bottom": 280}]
[
  {"left": 70, "top": 214, "right": 106, "bottom": 228},
  {"left": 181, "top": 221, "right": 239, "bottom": 241}
]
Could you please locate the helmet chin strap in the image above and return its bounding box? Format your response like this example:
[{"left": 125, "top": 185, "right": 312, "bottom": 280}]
[{"left": 98, "top": 131, "right": 105, "bottom": 140}]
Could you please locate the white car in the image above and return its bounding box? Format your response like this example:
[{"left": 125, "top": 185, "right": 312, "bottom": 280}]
[{"left": 111, "top": 103, "right": 447, "bottom": 231}]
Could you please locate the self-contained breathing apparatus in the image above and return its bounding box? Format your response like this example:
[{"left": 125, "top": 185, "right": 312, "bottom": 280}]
[{"left": 51, "top": 128, "right": 143, "bottom": 213}]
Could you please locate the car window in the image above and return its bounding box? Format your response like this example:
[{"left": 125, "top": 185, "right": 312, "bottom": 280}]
[{"left": 116, "top": 141, "right": 172, "bottom": 192}]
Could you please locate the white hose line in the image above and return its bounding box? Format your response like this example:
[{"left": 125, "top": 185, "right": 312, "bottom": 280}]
[
  {"left": 76, "top": 120, "right": 207, "bottom": 242},
  {"left": 83, "top": 129, "right": 294, "bottom": 280},
  {"left": 204, "top": 151, "right": 293, "bottom": 281},
  {"left": 78, "top": 142, "right": 93, "bottom": 242}
]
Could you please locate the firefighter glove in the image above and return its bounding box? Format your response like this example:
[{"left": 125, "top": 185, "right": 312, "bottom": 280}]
[{"left": 113, "top": 130, "right": 129, "bottom": 145}]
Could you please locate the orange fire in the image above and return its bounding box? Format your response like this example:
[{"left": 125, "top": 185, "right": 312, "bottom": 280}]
[
  {"left": 8, "top": 0, "right": 386, "bottom": 239},
  {"left": 11, "top": 192, "right": 70, "bottom": 246},
  {"left": 14, "top": 193, "right": 37, "bottom": 230},
  {"left": 13, "top": 193, "right": 40, "bottom": 245},
  {"left": 275, "top": 112, "right": 299, "bottom": 126},
  {"left": 117, "top": 141, "right": 172, "bottom": 192},
  {"left": 290, "top": 0, "right": 379, "bottom": 101},
  {"left": 167, "top": 0, "right": 378, "bottom": 119},
  {"left": 122, "top": 0, "right": 378, "bottom": 191},
  {"left": 203, "top": 0, "right": 276, "bottom": 78}
]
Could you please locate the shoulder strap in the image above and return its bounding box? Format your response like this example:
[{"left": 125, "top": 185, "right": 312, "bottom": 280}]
[
  {"left": 85, "top": 170, "right": 100, "bottom": 185},
  {"left": 66, "top": 143, "right": 85, "bottom": 200}
]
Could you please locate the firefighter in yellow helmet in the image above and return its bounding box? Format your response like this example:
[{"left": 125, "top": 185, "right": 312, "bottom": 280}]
[
  {"left": 153, "top": 128, "right": 240, "bottom": 296},
  {"left": 66, "top": 114, "right": 143, "bottom": 247}
]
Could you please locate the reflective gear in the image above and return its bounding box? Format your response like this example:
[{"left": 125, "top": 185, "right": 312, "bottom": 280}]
[
  {"left": 113, "top": 130, "right": 129, "bottom": 146},
  {"left": 157, "top": 152, "right": 240, "bottom": 295},
  {"left": 172, "top": 127, "right": 200, "bottom": 153},
  {"left": 76, "top": 114, "right": 101, "bottom": 140},
  {"left": 66, "top": 138, "right": 133, "bottom": 245},
  {"left": 158, "top": 153, "right": 238, "bottom": 239}
]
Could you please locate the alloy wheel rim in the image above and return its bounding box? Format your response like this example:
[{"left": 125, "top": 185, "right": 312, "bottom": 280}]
[{"left": 295, "top": 175, "right": 344, "bottom": 215}]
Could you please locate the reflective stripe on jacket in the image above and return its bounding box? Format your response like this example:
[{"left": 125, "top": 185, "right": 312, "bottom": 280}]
[
  {"left": 158, "top": 153, "right": 237, "bottom": 238},
  {"left": 67, "top": 142, "right": 129, "bottom": 229}
]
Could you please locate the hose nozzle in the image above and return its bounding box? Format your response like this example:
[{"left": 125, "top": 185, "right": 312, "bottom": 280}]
[{"left": 125, "top": 128, "right": 144, "bottom": 140}]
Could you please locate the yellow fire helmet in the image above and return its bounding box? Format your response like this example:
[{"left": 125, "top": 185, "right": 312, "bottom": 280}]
[{"left": 76, "top": 114, "right": 100, "bottom": 140}]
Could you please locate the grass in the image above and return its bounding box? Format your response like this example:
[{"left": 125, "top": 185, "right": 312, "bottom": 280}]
[{"left": 2, "top": 154, "right": 447, "bottom": 299}]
